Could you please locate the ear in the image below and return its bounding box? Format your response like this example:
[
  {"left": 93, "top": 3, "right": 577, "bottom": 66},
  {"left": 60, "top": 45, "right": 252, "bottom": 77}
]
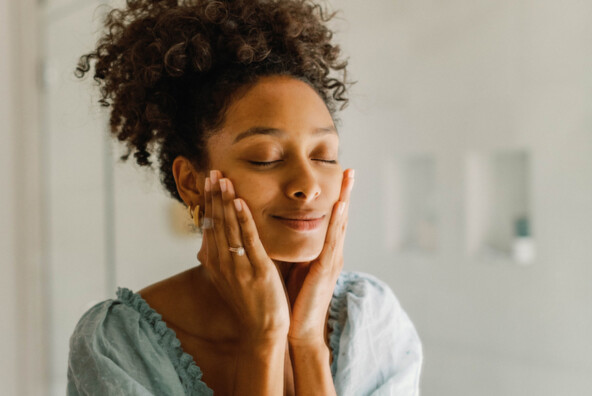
[{"left": 172, "top": 156, "right": 206, "bottom": 209}]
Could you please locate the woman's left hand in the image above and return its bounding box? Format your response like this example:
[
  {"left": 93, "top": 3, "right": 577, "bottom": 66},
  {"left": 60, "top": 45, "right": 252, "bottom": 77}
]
[{"left": 287, "top": 168, "right": 355, "bottom": 347}]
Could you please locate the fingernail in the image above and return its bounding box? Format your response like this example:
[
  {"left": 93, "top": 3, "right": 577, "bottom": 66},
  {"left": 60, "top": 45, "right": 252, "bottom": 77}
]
[
  {"left": 219, "top": 179, "right": 227, "bottom": 192},
  {"left": 338, "top": 201, "right": 345, "bottom": 215},
  {"left": 233, "top": 199, "right": 242, "bottom": 212},
  {"left": 348, "top": 169, "right": 355, "bottom": 179},
  {"left": 210, "top": 170, "right": 218, "bottom": 184},
  {"left": 205, "top": 178, "right": 211, "bottom": 192}
]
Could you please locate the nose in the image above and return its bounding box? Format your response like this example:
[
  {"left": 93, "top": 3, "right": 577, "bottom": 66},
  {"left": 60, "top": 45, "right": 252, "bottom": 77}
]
[{"left": 285, "top": 161, "right": 321, "bottom": 202}]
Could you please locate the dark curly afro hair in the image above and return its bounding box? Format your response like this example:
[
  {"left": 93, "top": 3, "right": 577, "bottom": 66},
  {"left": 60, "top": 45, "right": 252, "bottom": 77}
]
[{"left": 76, "top": 0, "right": 350, "bottom": 202}]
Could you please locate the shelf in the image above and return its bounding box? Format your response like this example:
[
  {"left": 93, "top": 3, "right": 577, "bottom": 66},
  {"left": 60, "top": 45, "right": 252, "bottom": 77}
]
[{"left": 465, "top": 150, "right": 535, "bottom": 265}]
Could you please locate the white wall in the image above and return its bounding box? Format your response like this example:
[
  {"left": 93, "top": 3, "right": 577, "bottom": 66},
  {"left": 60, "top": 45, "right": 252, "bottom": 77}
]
[{"left": 1, "top": 0, "right": 47, "bottom": 394}]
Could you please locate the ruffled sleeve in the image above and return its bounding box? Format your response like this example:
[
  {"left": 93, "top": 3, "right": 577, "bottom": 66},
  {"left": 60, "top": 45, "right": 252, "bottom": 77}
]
[
  {"left": 328, "top": 272, "right": 423, "bottom": 396},
  {"left": 67, "top": 288, "right": 213, "bottom": 396}
]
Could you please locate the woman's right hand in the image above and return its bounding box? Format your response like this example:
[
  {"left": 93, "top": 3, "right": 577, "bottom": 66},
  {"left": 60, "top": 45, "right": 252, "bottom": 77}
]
[{"left": 202, "top": 170, "right": 290, "bottom": 344}]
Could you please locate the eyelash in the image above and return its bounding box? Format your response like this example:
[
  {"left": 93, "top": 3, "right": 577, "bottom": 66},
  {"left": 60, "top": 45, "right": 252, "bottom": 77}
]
[
  {"left": 249, "top": 161, "right": 280, "bottom": 167},
  {"left": 249, "top": 159, "right": 338, "bottom": 167}
]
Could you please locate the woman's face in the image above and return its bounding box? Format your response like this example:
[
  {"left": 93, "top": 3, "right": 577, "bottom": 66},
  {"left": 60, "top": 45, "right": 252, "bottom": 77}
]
[{"left": 205, "top": 75, "right": 343, "bottom": 263}]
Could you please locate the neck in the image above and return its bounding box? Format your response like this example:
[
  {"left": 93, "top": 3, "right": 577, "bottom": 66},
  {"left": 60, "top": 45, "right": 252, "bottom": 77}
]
[
  {"left": 274, "top": 260, "right": 297, "bottom": 284},
  {"left": 273, "top": 260, "right": 312, "bottom": 307}
]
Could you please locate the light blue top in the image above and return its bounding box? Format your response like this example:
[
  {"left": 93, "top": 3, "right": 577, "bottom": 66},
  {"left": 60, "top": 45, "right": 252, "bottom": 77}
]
[{"left": 67, "top": 271, "right": 423, "bottom": 395}]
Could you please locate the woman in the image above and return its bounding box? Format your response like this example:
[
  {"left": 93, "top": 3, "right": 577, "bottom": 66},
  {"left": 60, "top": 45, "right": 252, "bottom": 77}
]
[{"left": 68, "top": 0, "right": 423, "bottom": 395}]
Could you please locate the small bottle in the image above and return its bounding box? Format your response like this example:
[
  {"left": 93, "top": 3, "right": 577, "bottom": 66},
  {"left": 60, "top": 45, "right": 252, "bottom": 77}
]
[{"left": 512, "top": 216, "right": 535, "bottom": 265}]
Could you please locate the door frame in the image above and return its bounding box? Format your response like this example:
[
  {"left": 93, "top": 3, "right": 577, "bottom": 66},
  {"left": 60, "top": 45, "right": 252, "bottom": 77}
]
[{"left": 0, "top": 0, "right": 47, "bottom": 393}]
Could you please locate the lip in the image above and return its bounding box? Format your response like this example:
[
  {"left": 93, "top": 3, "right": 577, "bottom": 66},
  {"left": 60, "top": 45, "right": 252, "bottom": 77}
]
[{"left": 271, "top": 214, "right": 325, "bottom": 232}]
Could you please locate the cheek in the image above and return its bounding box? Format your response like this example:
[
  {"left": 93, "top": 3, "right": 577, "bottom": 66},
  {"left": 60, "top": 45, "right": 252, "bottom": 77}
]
[
  {"left": 231, "top": 176, "right": 276, "bottom": 214},
  {"left": 325, "top": 170, "right": 344, "bottom": 203}
]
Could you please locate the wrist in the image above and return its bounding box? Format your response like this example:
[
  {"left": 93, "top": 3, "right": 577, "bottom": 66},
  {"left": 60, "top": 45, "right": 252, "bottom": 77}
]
[
  {"left": 288, "top": 326, "right": 327, "bottom": 347},
  {"left": 288, "top": 339, "right": 332, "bottom": 374},
  {"left": 288, "top": 335, "right": 329, "bottom": 351}
]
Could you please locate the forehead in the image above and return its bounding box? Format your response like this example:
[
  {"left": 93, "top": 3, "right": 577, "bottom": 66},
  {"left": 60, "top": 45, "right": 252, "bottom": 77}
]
[{"left": 211, "top": 76, "right": 336, "bottom": 146}]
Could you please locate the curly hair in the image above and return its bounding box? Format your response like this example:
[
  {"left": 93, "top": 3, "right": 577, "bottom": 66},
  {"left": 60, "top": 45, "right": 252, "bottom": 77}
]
[{"left": 76, "top": 0, "right": 349, "bottom": 202}]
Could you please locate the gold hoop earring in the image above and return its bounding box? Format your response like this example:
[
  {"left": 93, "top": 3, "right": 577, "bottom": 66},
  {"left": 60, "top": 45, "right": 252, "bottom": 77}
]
[{"left": 189, "top": 205, "right": 201, "bottom": 227}]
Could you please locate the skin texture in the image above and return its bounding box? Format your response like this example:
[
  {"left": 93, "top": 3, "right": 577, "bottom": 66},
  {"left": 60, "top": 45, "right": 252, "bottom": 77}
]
[{"left": 140, "top": 75, "right": 354, "bottom": 396}]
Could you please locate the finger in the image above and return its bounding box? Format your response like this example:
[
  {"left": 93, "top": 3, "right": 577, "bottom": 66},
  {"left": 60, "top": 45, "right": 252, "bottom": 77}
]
[
  {"left": 233, "top": 198, "right": 272, "bottom": 273},
  {"left": 220, "top": 178, "right": 248, "bottom": 268},
  {"left": 316, "top": 201, "right": 346, "bottom": 269},
  {"left": 334, "top": 168, "right": 354, "bottom": 229},
  {"left": 339, "top": 168, "right": 355, "bottom": 203},
  {"left": 210, "top": 170, "right": 233, "bottom": 271},
  {"left": 334, "top": 168, "right": 354, "bottom": 243},
  {"left": 203, "top": 176, "right": 219, "bottom": 265},
  {"left": 317, "top": 171, "right": 355, "bottom": 269}
]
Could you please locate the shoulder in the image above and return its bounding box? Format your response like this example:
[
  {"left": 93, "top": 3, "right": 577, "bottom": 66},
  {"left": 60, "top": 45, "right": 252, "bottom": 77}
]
[
  {"left": 69, "top": 289, "right": 160, "bottom": 352},
  {"left": 334, "top": 271, "right": 395, "bottom": 298},
  {"left": 331, "top": 271, "right": 406, "bottom": 319},
  {"left": 67, "top": 289, "right": 201, "bottom": 395},
  {"left": 330, "top": 270, "right": 418, "bottom": 331},
  {"left": 69, "top": 293, "right": 141, "bottom": 356},
  {"left": 329, "top": 271, "right": 423, "bottom": 395},
  {"left": 70, "top": 288, "right": 196, "bottom": 368}
]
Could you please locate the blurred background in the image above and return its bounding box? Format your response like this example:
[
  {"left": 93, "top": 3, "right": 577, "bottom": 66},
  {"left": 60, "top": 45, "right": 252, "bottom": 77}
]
[{"left": 1, "top": 0, "right": 591, "bottom": 394}]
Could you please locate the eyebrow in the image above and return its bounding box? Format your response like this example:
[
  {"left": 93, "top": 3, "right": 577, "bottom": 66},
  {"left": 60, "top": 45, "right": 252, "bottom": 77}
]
[{"left": 232, "top": 126, "right": 338, "bottom": 144}]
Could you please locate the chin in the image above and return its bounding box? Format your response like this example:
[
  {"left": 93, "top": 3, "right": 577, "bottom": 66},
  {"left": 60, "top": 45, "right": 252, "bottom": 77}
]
[
  {"left": 257, "top": 219, "right": 330, "bottom": 263},
  {"left": 265, "top": 240, "right": 323, "bottom": 263}
]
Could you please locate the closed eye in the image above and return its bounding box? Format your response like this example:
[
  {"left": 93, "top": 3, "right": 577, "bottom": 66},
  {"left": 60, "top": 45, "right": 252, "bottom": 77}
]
[
  {"left": 249, "top": 159, "right": 338, "bottom": 167},
  {"left": 314, "top": 159, "right": 338, "bottom": 164},
  {"left": 249, "top": 160, "right": 282, "bottom": 167}
]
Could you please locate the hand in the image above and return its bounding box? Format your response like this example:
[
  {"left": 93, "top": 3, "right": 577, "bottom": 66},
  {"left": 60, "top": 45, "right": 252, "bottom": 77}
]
[
  {"left": 287, "top": 169, "right": 355, "bottom": 346},
  {"left": 202, "top": 170, "right": 290, "bottom": 343}
]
